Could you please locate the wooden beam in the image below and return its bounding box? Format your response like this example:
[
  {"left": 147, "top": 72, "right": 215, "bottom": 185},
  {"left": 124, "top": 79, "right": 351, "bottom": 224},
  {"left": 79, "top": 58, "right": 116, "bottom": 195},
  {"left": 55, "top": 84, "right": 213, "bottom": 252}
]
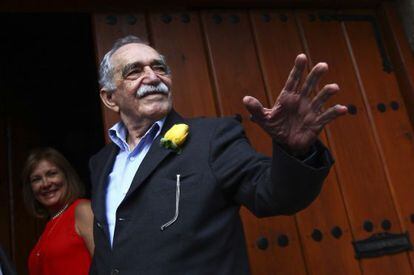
[
  {"left": 378, "top": 2, "right": 414, "bottom": 129},
  {"left": 0, "top": 0, "right": 384, "bottom": 12}
]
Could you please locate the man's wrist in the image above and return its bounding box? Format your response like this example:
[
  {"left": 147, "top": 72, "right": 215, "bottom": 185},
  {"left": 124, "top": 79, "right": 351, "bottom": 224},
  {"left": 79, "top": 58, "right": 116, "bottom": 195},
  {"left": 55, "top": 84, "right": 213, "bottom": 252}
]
[{"left": 275, "top": 142, "right": 315, "bottom": 160}]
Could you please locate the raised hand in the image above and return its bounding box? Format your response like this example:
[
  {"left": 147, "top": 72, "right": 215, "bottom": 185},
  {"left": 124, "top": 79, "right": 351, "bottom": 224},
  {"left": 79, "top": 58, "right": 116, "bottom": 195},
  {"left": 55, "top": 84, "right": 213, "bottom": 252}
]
[{"left": 243, "top": 54, "right": 347, "bottom": 155}]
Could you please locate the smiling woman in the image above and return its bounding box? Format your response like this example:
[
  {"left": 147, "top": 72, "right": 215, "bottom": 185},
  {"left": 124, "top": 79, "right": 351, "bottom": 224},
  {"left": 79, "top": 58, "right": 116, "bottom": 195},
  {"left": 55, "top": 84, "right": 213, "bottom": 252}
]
[
  {"left": 21, "top": 147, "right": 94, "bottom": 275},
  {"left": 29, "top": 159, "right": 69, "bottom": 216},
  {"left": 0, "top": 13, "right": 104, "bottom": 274}
]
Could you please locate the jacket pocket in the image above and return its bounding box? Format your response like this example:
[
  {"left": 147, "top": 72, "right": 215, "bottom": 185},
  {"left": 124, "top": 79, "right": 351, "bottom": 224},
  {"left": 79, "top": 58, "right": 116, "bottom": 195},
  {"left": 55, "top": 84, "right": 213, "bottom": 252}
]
[{"left": 149, "top": 172, "right": 201, "bottom": 194}]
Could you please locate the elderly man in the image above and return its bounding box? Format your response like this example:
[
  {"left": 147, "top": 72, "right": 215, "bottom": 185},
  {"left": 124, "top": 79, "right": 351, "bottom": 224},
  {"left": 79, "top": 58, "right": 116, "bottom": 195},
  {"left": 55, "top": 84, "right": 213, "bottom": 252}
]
[{"left": 89, "top": 35, "right": 347, "bottom": 274}]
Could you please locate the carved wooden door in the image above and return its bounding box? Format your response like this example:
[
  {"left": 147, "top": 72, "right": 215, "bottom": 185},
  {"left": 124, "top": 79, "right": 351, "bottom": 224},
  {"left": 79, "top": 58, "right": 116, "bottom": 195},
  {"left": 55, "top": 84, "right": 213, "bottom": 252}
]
[{"left": 92, "top": 7, "right": 414, "bottom": 274}]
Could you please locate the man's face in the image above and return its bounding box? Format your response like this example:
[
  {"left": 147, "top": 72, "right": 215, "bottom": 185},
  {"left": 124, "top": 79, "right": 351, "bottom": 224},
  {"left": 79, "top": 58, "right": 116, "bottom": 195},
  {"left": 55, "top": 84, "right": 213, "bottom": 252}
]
[{"left": 108, "top": 43, "right": 173, "bottom": 122}]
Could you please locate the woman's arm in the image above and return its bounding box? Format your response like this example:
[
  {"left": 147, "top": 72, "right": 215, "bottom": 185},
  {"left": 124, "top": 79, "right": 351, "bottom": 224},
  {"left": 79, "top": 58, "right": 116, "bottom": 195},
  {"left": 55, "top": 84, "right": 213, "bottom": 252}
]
[{"left": 75, "top": 200, "right": 95, "bottom": 256}]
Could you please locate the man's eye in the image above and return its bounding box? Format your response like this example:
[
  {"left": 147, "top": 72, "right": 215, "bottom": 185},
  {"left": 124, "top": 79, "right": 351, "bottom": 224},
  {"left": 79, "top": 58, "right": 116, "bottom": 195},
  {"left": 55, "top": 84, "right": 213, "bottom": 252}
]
[
  {"left": 125, "top": 68, "right": 143, "bottom": 78},
  {"left": 127, "top": 69, "right": 140, "bottom": 76},
  {"left": 152, "top": 65, "right": 167, "bottom": 74}
]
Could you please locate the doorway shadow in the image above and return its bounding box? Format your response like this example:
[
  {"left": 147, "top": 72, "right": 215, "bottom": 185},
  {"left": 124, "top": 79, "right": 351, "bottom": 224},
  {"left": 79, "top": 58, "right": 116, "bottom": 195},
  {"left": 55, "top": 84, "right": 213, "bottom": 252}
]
[{"left": 0, "top": 13, "right": 104, "bottom": 274}]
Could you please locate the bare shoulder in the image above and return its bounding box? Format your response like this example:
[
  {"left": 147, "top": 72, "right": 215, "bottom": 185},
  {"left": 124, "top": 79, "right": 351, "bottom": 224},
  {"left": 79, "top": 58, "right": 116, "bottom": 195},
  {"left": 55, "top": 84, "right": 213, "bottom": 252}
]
[
  {"left": 75, "top": 199, "right": 93, "bottom": 221},
  {"left": 74, "top": 199, "right": 95, "bottom": 255}
]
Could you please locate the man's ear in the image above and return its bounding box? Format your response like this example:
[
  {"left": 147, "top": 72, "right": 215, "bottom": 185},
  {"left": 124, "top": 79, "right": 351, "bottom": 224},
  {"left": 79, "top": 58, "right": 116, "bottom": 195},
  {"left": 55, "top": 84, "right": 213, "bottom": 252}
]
[{"left": 100, "top": 89, "right": 120, "bottom": 113}]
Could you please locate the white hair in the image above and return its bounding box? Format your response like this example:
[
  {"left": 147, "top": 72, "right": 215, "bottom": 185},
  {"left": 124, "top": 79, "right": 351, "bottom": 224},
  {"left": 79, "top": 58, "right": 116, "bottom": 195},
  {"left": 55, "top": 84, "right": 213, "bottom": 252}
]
[{"left": 98, "top": 35, "right": 170, "bottom": 93}]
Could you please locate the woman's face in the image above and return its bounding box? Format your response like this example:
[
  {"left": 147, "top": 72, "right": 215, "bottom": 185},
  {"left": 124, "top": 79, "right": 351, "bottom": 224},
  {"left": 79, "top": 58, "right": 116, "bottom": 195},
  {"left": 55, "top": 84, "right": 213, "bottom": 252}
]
[{"left": 30, "top": 159, "right": 68, "bottom": 213}]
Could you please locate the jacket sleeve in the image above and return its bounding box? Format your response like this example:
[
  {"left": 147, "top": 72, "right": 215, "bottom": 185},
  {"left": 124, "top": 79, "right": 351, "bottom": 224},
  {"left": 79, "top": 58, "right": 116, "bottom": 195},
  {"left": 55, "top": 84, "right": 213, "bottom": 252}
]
[
  {"left": 209, "top": 117, "right": 334, "bottom": 217},
  {"left": 0, "top": 245, "right": 16, "bottom": 275},
  {"left": 88, "top": 254, "right": 98, "bottom": 275}
]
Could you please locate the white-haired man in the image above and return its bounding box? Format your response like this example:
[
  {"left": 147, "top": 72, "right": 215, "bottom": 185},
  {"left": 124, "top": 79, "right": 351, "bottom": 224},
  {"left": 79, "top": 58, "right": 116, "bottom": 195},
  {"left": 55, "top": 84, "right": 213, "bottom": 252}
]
[{"left": 89, "top": 35, "right": 347, "bottom": 275}]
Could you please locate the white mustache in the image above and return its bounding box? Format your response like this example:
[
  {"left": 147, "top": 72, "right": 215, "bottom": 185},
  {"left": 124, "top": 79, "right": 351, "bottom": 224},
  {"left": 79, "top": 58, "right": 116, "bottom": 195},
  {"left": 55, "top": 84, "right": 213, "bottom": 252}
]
[{"left": 136, "top": 83, "right": 169, "bottom": 98}]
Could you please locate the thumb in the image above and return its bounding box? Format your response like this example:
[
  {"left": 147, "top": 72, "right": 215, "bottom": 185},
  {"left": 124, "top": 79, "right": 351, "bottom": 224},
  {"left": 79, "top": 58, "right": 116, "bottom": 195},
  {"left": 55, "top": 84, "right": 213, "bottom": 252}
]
[{"left": 243, "top": 96, "right": 266, "bottom": 121}]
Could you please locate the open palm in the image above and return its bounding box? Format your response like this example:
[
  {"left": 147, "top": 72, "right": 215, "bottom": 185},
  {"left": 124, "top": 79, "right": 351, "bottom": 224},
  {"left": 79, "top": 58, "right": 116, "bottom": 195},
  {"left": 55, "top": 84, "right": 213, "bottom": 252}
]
[{"left": 243, "top": 54, "right": 347, "bottom": 155}]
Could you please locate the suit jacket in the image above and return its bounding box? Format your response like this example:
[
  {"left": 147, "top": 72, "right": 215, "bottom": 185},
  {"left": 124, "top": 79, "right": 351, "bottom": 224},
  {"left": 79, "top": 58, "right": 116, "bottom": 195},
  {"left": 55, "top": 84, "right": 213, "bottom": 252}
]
[
  {"left": 0, "top": 245, "right": 16, "bottom": 275},
  {"left": 89, "top": 110, "right": 333, "bottom": 275}
]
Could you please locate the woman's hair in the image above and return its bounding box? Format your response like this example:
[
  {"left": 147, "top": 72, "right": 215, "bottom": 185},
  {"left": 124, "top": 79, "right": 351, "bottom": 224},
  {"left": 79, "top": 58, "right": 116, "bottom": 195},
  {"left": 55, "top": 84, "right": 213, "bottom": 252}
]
[{"left": 22, "top": 147, "right": 85, "bottom": 218}]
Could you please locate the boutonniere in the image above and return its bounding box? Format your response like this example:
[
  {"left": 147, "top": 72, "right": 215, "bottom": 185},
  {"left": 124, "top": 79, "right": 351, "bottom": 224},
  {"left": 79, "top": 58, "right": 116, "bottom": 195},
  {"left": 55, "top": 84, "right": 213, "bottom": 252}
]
[{"left": 160, "top": 124, "right": 189, "bottom": 154}]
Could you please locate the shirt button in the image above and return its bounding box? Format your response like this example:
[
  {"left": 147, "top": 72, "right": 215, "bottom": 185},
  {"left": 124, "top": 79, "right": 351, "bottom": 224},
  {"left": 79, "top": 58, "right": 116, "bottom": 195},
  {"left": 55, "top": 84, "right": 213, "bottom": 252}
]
[
  {"left": 96, "top": 222, "right": 103, "bottom": 228},
  {"left": 129, "top": 156, "right": 135, "bottom": 161}
]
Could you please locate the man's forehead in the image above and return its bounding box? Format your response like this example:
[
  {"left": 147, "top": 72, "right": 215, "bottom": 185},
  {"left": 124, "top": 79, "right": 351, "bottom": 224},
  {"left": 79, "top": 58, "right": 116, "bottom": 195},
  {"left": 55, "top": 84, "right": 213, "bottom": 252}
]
[{"left": 111, "top": 43, "right": 162, "bottom": 66}]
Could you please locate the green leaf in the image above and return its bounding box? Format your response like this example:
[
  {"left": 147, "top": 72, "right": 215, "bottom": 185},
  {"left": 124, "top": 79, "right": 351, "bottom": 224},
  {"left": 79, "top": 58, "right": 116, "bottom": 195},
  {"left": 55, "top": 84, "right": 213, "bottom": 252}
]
[{"left": 160, "top": 138, "right": 178, "bottom": 151}]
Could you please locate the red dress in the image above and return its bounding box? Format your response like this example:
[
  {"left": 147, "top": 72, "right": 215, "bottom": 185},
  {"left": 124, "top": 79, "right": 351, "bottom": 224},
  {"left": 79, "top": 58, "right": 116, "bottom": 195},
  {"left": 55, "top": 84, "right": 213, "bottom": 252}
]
[{"left": 28, "top": 199, "right": 91, "bottom": 275}]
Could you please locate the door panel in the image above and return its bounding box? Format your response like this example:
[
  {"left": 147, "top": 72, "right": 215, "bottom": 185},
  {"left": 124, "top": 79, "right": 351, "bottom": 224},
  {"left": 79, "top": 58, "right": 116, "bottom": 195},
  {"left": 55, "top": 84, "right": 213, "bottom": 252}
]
[
  {"left": 149, "top": 11, "right": 217, "bottom": 117},
  {"left": 201, "top": 10, "right": 307, "bottom": 275},
  {"left": 92, "top": 7, "right": 414, "bottom": 275},
  {"left": 345, "top": 15, "right": 414, "bottom": 266},
  {"left": 298, "top": 11, "right": 413, "bottom": 274},
  {"left": 92, "top": 14, "right": 149, "bottom": 142},
  {"left": 251, "top": 10, "right": 362, "bottom": 275},
  {"left": 380, "top": 2, "right": 414, "bottom": 127}
]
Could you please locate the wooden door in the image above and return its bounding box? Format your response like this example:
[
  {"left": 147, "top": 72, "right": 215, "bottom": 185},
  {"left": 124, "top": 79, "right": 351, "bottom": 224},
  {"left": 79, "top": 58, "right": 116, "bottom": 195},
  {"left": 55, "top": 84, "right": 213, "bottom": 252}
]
[{"left": 92, "top": 6, "right": 414, "bottom": 275}]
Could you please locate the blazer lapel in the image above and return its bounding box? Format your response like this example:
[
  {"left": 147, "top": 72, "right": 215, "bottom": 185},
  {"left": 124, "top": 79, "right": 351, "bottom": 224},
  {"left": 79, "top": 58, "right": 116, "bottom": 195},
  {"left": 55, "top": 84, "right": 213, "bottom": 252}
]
[
  {"left": 94, "top": 143, "right": 119, "bottom": 224},
  {"left": 124, "top": 110, "right": 185, "bottom": 199}
]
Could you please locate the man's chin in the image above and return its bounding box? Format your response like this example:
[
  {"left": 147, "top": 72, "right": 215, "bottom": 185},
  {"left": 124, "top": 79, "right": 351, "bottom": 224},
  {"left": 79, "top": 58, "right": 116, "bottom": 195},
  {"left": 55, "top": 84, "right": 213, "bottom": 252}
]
[{"left": 143, "top": 102, "right": 172, "bottom": 120}]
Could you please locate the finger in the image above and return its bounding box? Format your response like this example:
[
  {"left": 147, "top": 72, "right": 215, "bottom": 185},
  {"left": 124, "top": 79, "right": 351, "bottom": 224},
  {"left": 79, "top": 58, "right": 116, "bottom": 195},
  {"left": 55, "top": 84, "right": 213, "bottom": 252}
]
[
  {"left": 310, "top": 83, "right": 340, "bottom": 112},
  {"left": 283, "top": 54, "right": 307, "bottom": 92},
  {"left": 299, "top": 62, "right": 328, "bottom": 98},
  {"left": 243, "top": 96, "right": 266, "bottom": 121},
  {"left": 317, "top": 104, "right": 348, "bottom": 127}
]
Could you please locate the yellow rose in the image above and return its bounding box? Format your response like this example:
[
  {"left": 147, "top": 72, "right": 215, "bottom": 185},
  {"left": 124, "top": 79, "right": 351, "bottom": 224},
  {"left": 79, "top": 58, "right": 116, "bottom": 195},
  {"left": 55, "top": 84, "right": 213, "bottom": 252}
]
[{"left": 160, "top": 124, "right": 189, "bottom": 153}]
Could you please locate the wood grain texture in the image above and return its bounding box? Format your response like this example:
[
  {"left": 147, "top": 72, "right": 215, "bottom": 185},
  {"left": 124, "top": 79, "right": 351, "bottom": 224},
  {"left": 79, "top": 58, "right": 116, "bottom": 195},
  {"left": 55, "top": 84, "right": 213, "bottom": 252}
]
[
  {"left": 90, "top": 6, "right": 414, "bottom": 274},
  {"left": 149, "top": 11, "right": 218, "bottom": 118},
  {"left": 250, "top": 9, "right": 362, "bottom": 275},
  {"left": 92, "top": 13, "right": 149, "bottom": 143},
  {"left": 378, "top": 2, "right": 414, "bottom": 132},
  {"left": 298, "top": 10, "right": 413, "bottom": 274},
  {"left": 202, "top": 9, "right": 307, "bottom": 275},
  {"left": 345, "top": 13, "right": 414, "bottom": 268}
]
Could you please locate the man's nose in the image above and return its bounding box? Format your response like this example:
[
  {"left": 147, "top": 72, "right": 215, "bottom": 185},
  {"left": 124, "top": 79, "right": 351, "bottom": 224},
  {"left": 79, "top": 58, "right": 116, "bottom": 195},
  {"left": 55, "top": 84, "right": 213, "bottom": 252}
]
[{"left": 141, "top": 66, "right": 160, "bottom": 84}]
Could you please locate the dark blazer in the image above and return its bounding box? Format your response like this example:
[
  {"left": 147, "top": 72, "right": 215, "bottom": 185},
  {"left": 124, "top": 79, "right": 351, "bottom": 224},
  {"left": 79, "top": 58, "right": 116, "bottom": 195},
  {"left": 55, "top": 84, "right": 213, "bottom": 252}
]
[
  {"left": 0, "top": 245, "right": 16, "bottom": 275},
  {"left": 89, "top": 110, "right": 333, "bottom": 275}
]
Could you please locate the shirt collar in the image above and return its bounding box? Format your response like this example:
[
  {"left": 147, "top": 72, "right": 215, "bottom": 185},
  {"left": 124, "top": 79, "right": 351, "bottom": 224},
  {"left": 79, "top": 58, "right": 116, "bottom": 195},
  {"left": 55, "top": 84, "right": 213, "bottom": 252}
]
[{"left": 109, "top": 118, "right": 165, "bottom": 152}]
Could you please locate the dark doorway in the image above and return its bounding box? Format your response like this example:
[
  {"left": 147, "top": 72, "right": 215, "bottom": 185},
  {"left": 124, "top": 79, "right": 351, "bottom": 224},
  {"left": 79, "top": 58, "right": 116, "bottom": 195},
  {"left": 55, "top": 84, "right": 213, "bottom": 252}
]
[{"left": 0, "top": 13, "right": 104, "bottom": 274}]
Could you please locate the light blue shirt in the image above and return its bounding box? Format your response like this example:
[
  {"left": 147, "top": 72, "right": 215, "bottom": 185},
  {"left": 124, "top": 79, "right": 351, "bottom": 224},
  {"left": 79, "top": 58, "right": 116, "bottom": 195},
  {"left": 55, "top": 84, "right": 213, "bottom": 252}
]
[{"left": 106, "top": 119, "right": 164, "bottom": 246}]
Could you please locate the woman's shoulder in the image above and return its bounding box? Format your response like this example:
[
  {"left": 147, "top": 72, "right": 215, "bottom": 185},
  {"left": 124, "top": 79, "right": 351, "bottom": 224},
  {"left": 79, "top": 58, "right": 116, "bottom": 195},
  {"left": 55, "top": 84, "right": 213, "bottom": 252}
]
[
  {"left": 67, "top": 198, "right": 89, "bottom": 212},
  {"left": 74, "top": 199, "right": 93, "bottom": 236},
  {"left": 74, "top": 199, "right": 92, "bottom": 217},
  {"left": 73, "top": 198, "right": 91, "bottom": 206}
]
